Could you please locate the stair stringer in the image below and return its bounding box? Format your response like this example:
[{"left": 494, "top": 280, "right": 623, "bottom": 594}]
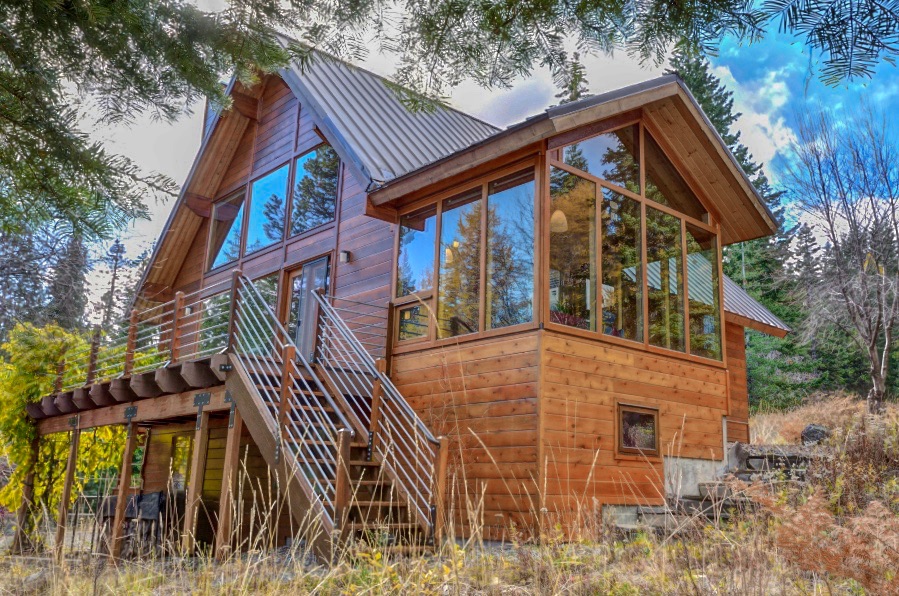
[{"left": 224, "top": 354, "right": 336, "bottom": 561}]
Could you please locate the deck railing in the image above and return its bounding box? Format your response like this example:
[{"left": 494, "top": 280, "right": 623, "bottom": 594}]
[{"left": 312, "top": 291, "right": 448, "bottom": 535}]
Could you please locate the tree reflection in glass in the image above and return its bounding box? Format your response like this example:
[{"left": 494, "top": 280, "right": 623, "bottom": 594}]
[
  {"left": 291, "top": 145, "right": 339, "bottom": 237},
  {"left": 549, "top": 167, "right": 596, "bottom": 330},
  {"left": 397, "top": 204, "right": 436, "bottom": 298},
  {"left": 601, "top": 189, "right": 643, "bottom": 341},
  {"left": 208, "top": 191, "right": 244, "bottom": 269},
  {"left": 246, "top": 164, "right": 289, "bottom": 254},
  {"left": 437, "top": 188, "right": 481, "bottom": 338},
  {"left": 487, "top": 170, "right": 535, "bottom": 329},
  {"left": 686, "top": 223, "right": 721, "bottom": 359},
  {"left": 646, "top": 207, "right": 685, "bottom": 351},
  {"left": 563, "top": 124, "right": 640, "bottom": 193}
]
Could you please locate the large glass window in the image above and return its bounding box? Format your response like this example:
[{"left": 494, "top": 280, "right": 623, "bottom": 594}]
[
  {"left": 208, "top": 191, "right": 245, "bottom": 270},
  {"left": 601, "top": 189, "right": 643, "bottom": 341},
  {"left": 549, "top": 167, "right": 596, "bottom": 330},
  {"left": 646, "top": 207, "right": 685, "bottom": 352},
  {"left": 437, "top": 188, "right": 482, "bottom": 339},
  {"left": 563, "top": 124, "right": 640, "bottom": 193},
  {"left": 686, "top": 223, "right": 721, "bottom": 359},
  {"left": 550, "top": 121, "right": 722, "bottom": 360},
  {"left": 397, "top": 205, "right": 437, "bottom": 298},
  {"left": 246, "top": 164, "right": 290, "bottom": 254},
  {"left": 290, "top": 145, "right": 339, "bottom": 236},
  {"left": 486, "top": 170, "right": 535, "bottom": 329}
]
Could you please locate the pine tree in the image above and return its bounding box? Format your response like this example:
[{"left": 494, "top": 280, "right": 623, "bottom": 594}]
[{"left": 46, "top": 234, "right": 89, "bottom": 331}]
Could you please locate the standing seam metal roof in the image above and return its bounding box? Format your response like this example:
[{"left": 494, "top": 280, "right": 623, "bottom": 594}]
[{"left": 287, "top": 55, "right": 499, "bottom": 189}]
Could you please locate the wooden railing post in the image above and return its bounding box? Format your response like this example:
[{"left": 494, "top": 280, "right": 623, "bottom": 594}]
[
  {"left": 277, "top": 344, "right": 296, "bottom": 457},
  {"left": 54, "top": 358, "right": 65, "bottom": 394},
  {"left": 367, "top": 358, "right": 388, "bottom": 459},
  {"left": 55, "top": 427, "right": 81, "bottom": 564},
  {"left": 226, "top": 269, "right": 242, "bottom": 351},
  {"left": 333, "top": 428, "right": 352, "bottom": 546},
  {"left": 85, "top": 327, "right": 101, "bottom": 386},
  {"left": 123, "top": 309, "right": 138, "bottom": 377},
  {"left": 169, "top": 291, "right": 185, "bottom": 363},
  {"left": 111, "top": 425, "right": 138, "bottom": 559},
  {"left": 432, "top": 437, "right": 450, "bottom": 545}
]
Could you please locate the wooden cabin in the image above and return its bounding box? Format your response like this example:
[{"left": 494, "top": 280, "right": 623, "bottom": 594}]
[{"left": 22, "top": 54, "right": 789, "bottom": 559}]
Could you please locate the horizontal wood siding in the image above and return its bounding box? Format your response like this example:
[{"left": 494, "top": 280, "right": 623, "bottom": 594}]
[
  {"left": 391, "top": 331, "right": 540, "bottom": 540},
  {"left": 539, "top": 330, "right": 728, "bottom": 522},
  {"left": 725, "top": 322, "right": 750, "bottom": 443}
]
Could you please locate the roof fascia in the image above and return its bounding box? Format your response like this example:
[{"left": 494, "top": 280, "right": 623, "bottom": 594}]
[
  {"left": 725, "top": 311, "right": 790, "bottom": 338},
  {"left": 131, "top": 76, "right": 238, "bottom": 309}
]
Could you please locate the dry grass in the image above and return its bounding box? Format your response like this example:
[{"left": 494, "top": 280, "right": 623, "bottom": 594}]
[{"left": 2, "top": 394, "right": 897, "bottom": 594}]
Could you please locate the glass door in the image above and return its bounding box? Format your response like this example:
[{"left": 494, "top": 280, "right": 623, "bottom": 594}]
[{"left": 286, "top": 257, "right": 330, "bottom": 360}]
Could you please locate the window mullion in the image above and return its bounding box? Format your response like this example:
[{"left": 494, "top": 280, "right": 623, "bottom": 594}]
[
  {"left": 479, "top": 184, "right": 488, "bottom": 333},
  {"left": 681, "top": 217, "right": 691, "bottom": 356}
]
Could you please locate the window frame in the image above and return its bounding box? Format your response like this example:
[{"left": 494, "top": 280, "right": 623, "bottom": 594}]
[
  {"left": 391, "top": 158, "right": 540, "bottom": 347},
  {"left": 616, "top": 402, "right": 661, "bottom": 457},
  {"left": 545, "top": 118, "right": 727, "bottom": 365},
  {"left": 206, "top": 187, "right": 248, "bottom": 272}
]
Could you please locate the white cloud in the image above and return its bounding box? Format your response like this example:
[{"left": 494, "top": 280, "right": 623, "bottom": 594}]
[{"left": 710, "top": 65, "right": 797, "bottom": 168}]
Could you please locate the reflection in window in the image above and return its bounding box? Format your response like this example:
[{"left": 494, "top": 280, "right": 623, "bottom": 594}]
[
  {"left": 549, "top": 167, "right": 596, "bottom": 330},
  {"left": 170, "top": 435, "right": 192, "bottom": 493},
  {"left": 398, "top": 304, "right": 428, "bottom": 341},
  {"left": 644, "top": 131, "right": 707, "bottom": 220},
  {"left": 487, "top": 170, "right": 535, "bottom": 329},
  {"left": 563, "top": 124, "right": 640, "bottom": 192},
  {"left": 255, "top": 273, "right": 279, "bottom": 313},
  {"left": 208, "top": 191, "right": 245, "bottom": 269},
  {"left": 601, "top": 189, "right": 643, "bottom": 341},
  {"left": 291, "top": 145, "right": 339, "bottom": 237},
  {"left": 686, "top": 223, "right": 721, "bottom": 359},
  {"left": 437, "top": 188, "right": 481, "bottom": 338},
  {"left": 619, "top": 405, "right": 659, "bottom": 455},
  {"left": 646, "top": 207, "right": 685, "bottom": 351},
  {"left": 246, "top": 164, "right": 289, "bottom": 254},
  {"left": 397, "top": 205, "right": 436, "bottom": 298}
]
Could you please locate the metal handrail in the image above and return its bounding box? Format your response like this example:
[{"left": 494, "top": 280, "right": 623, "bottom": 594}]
[{"left": 311, "top": 290, "right": 440, "bottom": 530}]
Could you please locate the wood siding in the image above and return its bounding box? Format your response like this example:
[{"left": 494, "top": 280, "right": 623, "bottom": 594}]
[
  {"left": 391, "top": 331, "right": 540, "bottom": 540},
  {"left": 725, "top": 322, "right": 750, "bottom": 443}
]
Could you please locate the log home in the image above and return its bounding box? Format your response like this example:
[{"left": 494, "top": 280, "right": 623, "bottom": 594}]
[{"left": 21, "top": 52, "right": 789, "bottom": 559}]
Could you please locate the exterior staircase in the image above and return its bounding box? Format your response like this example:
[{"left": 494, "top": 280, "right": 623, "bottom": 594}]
[{"left": 225, "top": 275, "right": 447, "bottom": 559}]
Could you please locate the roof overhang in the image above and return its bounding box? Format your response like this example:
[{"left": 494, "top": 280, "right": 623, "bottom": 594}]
[{"left": 368, "top": 75, "right": 777, "bottom": 246}]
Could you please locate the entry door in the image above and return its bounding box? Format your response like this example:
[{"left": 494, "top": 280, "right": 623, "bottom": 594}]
[{"left": 286, "top": 257, "right": 330, "bottom": 360}]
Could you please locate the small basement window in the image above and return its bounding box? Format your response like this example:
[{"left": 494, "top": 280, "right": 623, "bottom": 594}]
[{"left": 618, "top": 404, "right": 659, "bottom": 456}]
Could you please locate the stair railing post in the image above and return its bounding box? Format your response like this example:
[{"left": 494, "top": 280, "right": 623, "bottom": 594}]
[
  {"left": 333, "top": 428, "right": 352, "bottom": 548},
  {"left": 277, "top": 344, "right": 296, "bottom": 458},
  {"left": 85, "top": 327, "right": 101, "bottom": 386},
  {"left": 432, "top": 437, "right": 450, "bottom": 545},
  {"left": 123, "top": 309, "right": 138, "bottom": 377},
  {"left": 366, "top": 358, "right": 388, "bottom": 461},
  {"left": 169, "top": 291, "right": 185, "bottom": 363},
  {"left": 226, "top": 269, "right": 242, "bottom": 352}
]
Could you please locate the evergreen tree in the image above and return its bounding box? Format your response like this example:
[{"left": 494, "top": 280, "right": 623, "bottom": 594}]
[
  {"left": 291, "top": 146, "right": 340, "bottom": 236},
  {"left": 46, "top": 234, "right": 89, "bottom": 331}
]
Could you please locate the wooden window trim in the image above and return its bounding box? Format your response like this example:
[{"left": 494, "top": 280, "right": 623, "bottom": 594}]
[{"left": 616, "top": 402, "right": 661, "bottom": 458}]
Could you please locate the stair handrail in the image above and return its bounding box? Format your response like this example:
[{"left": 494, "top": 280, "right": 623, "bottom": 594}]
[{"left": 311, "top": 290, "right": 443, "bottom": 533}]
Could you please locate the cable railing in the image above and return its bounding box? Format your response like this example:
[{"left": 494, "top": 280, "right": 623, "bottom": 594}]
[
  {"left": 312, "top": 290, "right": 446, "bottom": 533},
  {"left": 55, "top": 281, "right": 233, "bottom": 392},
  {"left": 231, "top": 276, "right": 354, "bottom": 523}
]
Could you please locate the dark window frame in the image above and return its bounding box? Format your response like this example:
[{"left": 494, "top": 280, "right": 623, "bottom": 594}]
[{"left": 617, "top": 402, "right": 661, "bottom": 457}]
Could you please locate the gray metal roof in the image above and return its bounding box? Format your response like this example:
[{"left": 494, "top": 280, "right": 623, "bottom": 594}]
[
  {"left": 628, "top": 254, "right": 790, "bottom": 335},
  {"left": 722, "top": 275, "right": 790, "bottom": 334},
  {"left": 283, "top": 54, "right": 499, "bottom": 189}
]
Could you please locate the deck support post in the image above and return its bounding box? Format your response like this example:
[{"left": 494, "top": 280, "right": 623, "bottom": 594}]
[
  {"left": 181, "top": 410, "right": 210, "bottom": 553},
  {"left": 432, "top": 437, "right": 450, "bottom": 545},
  {"left": 215, "top": 407, "right": 243, "bottom": 561},
  {"left": 110, "top": 424, "right": 138, "bottom": 559},
  {"left": 54, "top": 426, "right": 81, "bottom": 564},
  {"left": 10, "top": 438, "right": 40, "bottom": 554}
]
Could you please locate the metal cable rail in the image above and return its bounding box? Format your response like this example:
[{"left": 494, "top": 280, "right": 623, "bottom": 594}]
[
  {"left": 232, "top": 276, "right": 355, "bottom": 523},
  {"left": 312, "top": 290, "right": 440, "bottom": 530}
]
